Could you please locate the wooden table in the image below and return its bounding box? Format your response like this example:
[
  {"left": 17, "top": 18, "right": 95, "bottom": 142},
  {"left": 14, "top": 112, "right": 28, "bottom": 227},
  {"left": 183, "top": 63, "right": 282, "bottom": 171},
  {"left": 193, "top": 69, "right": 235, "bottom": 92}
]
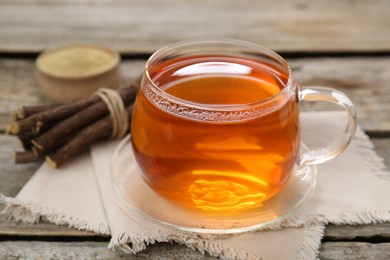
[{"left": 1, "top": 1, "right": 389, "bottom": 259}]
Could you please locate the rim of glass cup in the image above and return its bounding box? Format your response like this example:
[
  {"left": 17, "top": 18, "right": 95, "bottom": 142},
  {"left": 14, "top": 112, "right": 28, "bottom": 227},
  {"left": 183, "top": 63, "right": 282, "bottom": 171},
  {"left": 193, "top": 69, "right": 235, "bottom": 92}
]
[{"left": 143, "top": 38, "right": 294, "bottom": 112}]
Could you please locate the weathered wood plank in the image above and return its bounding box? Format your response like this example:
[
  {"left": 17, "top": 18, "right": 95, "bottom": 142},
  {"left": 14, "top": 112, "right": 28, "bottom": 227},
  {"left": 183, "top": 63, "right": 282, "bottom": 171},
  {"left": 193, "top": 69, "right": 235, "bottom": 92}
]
[
  {"left": 371, "top": 138, "right": 390, "bottom": 169},
  {"left": 291, "top": 57, "right": 390, "bottom": 133},
  {"left": 2, "top": 220, "right": 390, "bottom": 241},
  {"left": 0, "top": 220, "right": 99, "bottom": 237},
  {"left": 325, "top": 223, "right": 390, "bottom": 241},
  {"left": 0, "top": 240, "right": 389, "bottom": 259},
  {"left": 0, "top": 241, "right": 217, "bottom": 259},
  {"left": 0, "top": 0, "right": 389, "bottom": 53},
  {"left": 320, "top": 242, "right": 390, "bottom": 260},
  {"left": 0, "top": 135, "right": 39, "bottom": 198}
]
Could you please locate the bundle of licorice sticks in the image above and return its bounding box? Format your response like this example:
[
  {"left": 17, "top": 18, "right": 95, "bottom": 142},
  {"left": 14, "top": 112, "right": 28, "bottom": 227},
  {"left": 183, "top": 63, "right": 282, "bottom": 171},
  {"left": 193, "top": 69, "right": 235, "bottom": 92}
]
[{"left": 5, "top": 84, "right": 138, "bottom": 168}]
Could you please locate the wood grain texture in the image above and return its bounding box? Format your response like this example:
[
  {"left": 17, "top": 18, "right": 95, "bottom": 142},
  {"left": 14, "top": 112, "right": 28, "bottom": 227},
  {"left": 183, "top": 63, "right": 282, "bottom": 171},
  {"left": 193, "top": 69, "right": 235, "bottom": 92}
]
[
  {"left": 325, "top": 223, "right": 390, "bottom": 240},
  {"left": 320, "top": 242, "right": 390, "bottom": 260},
  {"left": 0, "top": 220, "right": 100, "bottom": 237},
  {"left": 0, "top": 135, "right": 39, "bottom": 198},
  {"left": 291, "top": 57, "right": 390, "bottom": 133},
  {"left": 1, "top": 220, "right": 390, "bottom": 242},
  {"left": 0, "top": 0, "right": 389, "bottom": 54},
  {"left": 371, "top": 138, "right": 390, "bottom": 169},
  {"left": 0, "top": 241, "right": 389, "bottom": 259},
  {"left": 0, "top": 241, "right": 217, "bottom": 259}
]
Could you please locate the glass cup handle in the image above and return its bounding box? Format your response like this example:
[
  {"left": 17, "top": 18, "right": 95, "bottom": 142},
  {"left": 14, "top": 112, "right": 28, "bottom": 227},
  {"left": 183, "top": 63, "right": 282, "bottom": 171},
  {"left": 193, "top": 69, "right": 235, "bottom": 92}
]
[{"left": 298, "top": 86, "right": 357, "bottom": 165}]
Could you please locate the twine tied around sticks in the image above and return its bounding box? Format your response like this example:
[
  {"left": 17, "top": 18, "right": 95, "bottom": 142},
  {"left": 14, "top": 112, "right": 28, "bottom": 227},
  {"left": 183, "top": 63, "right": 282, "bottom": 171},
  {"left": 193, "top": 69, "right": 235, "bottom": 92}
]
[{"left": 94, "top": 88, "right": 128, "bottom": 139}]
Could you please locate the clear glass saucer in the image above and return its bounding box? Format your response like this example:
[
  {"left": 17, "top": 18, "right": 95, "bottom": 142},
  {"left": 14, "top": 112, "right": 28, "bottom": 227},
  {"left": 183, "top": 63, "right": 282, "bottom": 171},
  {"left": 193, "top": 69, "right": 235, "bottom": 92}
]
[{"left": 111, "top": 136, "right": 317, "bottom": 234}]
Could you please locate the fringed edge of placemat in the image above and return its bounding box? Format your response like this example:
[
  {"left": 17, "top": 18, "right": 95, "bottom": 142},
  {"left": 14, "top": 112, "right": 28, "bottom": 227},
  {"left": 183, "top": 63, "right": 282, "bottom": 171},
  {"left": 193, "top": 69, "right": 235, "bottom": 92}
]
[
  {"left": 299, "top": 225, "right": 325, "bottom": 260},
  {"left": 108, "top": 226, "right": 325, "bottom": 260},
  {"left": 0, "top": 194, "right": 110, "bottom": 235},
  {"left": 109, "top": 229, "right": 255, "bottom": 260}
]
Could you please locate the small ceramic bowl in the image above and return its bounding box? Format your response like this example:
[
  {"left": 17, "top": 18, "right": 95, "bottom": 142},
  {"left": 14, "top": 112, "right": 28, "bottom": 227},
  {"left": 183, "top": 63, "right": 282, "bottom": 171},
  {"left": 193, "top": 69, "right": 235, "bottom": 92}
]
[{"left": 36, "top": 44, "right": 120, "bottom": 102}]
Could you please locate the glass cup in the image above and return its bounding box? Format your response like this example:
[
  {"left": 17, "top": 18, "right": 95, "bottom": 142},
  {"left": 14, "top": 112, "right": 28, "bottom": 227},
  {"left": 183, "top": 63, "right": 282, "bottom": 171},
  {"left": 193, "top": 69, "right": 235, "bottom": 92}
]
[{"left": 130, "top": 39, "right": 357, "bottom": 215}]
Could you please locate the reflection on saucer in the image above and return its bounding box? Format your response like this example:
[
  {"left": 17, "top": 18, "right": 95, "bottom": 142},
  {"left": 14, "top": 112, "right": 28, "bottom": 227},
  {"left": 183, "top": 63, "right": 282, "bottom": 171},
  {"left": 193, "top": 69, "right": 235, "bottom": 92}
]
[
  {"left": 111, "top": 136, "right": 317, "bottom": 234},
  {"left": 189, "top": 178, "right": 266, "bottom": 211}
]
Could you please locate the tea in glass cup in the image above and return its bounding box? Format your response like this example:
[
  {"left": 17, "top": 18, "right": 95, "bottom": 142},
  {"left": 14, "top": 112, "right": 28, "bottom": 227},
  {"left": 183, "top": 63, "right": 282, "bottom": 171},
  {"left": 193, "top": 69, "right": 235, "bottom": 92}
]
[{"left": 130, "top": 39, "right": 356, "bottom": 214}]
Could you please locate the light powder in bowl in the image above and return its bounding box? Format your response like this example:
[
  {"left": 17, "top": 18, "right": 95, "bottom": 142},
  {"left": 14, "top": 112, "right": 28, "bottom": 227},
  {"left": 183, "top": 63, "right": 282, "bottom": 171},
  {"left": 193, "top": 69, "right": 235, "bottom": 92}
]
[
  {"left": 37, "top": 46, "right": 118, "bottom": 77},
  {"left": 36, "top": 45, "right": 120, "bottom": 102}
]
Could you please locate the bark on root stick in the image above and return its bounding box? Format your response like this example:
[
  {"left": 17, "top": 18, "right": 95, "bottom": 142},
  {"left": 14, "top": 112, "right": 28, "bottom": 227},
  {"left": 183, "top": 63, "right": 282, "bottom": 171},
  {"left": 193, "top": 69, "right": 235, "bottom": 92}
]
[
  {"left": 31, "top": 85, "right": 138, "bottom": 155},
  {"left": 46, "top": 104, "right": 134, "bottom": 168},
  {"left": 6, "top": 96, "right": 101, "bottom": 135},
  {"left": 14, "top": 151, "right": 43, "bottom": 164},
  {"left": 12, "top": 103, "right": 65, "bottom": 121}
]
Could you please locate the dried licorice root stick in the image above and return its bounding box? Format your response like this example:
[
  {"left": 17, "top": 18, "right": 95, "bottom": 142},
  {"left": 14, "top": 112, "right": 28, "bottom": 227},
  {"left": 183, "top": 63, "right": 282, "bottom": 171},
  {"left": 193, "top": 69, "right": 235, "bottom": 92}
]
[
  {"left": 17, "top": 131, "right": 36, "bottom": 150},
  {"left": 16, "top": 120, "right": 61, "bottom": 150},
  {"left": 12, "top": 103, "right": 64, "bottom": 121},
  {"left": 31, "top": 130, "right": 79, "bottom": 157},
  {"left": 46, "top": 104, "right": 134, "bottom": 168},
  {"left": 6, "top": 95, "right": 102, "bottom": 135},
  {"left": 14, "top": 151, "right": 43, "bottom": 164},
  {"left": 31, "top": 85, "right": 138, "bottom": 155}
]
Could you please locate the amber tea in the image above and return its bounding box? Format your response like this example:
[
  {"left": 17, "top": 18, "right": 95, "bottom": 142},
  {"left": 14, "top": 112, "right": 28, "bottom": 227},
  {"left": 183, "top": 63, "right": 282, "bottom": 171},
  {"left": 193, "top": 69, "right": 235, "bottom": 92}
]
[
  {"left": 122, "top": 39, "right": 356, "bottom": 231},
  {"left": 131, "top": 55, "right": 300, "bottom": 213}
]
